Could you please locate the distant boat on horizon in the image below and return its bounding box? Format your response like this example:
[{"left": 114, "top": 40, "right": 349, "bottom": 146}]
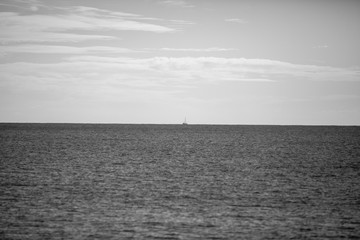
[{"left": 182, "top": 117, "right": 188, "bottom": 125}]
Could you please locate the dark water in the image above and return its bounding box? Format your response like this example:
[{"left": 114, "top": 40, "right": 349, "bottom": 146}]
[{"left": 1, "top": 124, "right": 359, "bottom": 239}]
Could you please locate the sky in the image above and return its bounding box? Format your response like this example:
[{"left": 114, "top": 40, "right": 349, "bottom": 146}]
[{"left": 0, "top": 0, "right": 359, "bottom": 125}]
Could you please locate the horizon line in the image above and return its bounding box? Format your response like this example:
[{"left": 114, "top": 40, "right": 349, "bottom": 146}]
[{"left": 0, "top": 122, "right": 359, "bottom": 127}]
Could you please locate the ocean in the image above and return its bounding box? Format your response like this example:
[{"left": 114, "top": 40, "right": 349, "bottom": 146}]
[{"left": 0, "top": 123, "right": 359, "bottom": 239}]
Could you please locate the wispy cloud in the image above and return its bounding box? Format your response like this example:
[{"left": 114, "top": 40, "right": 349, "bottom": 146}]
[
  {"left": 225, "top": 18, "right": 247, "bottom": 24},
  {"left": 0, "top": 4, "right": 176, "bottom": 44},
  {"left": 1, "top": 56, "right": 358, "bottom": 121},
  {"left": 0, "top": 0, "right": 44, "bottom": 11},
  {"left": 159, "top": 0, "right": 194, "bottom": 8},
  {"left": 0, "top": 45, "right": 138, "bottom": 55},
  {"left": 155, "top": 47, "right": 237, "bottom": 52},
  {"left": 2, "top": 57, "right": 358, "bottom": 95},
  {"left": 313, "top": 45, "right": 329, "bottom": 49}
]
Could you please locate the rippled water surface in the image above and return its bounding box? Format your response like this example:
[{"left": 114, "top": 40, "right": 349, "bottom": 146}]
[{"left": 1, "top": 124, "right": 360, "bottom": 239}]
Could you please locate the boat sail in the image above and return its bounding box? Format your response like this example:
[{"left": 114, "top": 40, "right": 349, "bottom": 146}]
[{"left": 182, "top": 117, "right": 188, "bottom": 125}]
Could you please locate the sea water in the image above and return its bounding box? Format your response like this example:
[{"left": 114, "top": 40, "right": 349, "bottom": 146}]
[{"left": 0, "top": 124, "right": 359, "bottom": 239}]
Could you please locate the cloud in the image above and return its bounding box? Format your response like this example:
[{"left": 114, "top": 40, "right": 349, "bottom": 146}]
[
  {"left": 158, "top": 47, "right": 237, "bottom": 52},
  {"left": 0, "top": 32, "right": 114, "bottom": 44},
  {"left": 313, "top": 45, "right": 329, "bottom": 49},
  {"left": 0, "top": 0, "right": 44, "bottom": 12},
  {"left": 1, "top": 56, "right": 359, "bottom": 118},
  {"left": 52, "top": 56, "right": 360, "bottom": 84},
  {"left": 159, "top": 0, "right": 194, "bottom": 8},
  {"left": 0, "top": 5, "right": 175, "bottom": 43},
  {"left": 0, "top": 45, "right": 138, "bottom": 54},
  {"left": 1, "top": 57, "right": 358, "bottom": 94},
  {"left": 225, "top": 18, "right": 247, "bottom": 24},
  {"left": 170, "top": 19, "right": 194, "bottom": 25}
]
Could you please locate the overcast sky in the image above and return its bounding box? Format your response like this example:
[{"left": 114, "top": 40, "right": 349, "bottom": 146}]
[{"left": 1, "top": 0, "right": 359, "bottom": 125}]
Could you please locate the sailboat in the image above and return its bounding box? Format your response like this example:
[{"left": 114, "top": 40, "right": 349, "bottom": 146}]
[{"left": 182, "top": 117, "right": 188, "bottom": 125}]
